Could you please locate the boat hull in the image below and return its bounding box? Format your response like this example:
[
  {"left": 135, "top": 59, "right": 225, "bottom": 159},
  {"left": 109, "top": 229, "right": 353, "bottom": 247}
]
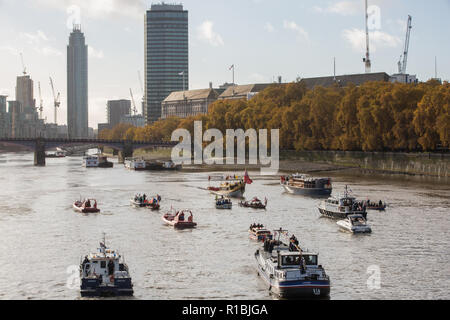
[
  {"left": 80, "top": 278, "right": 133, "bottom": 297},
  {"left": 318, "top": 207, "right": 367, "bottom": 220},
  {"left": 282, "top": 184, "right": 332, "bottom": 196},
  {"left": 73, "top": 204, "right": 100, "bottom": 214},
  {"left": 216, "top": 204, "right": 232, "bottom": 209},
  {"left": 256, "top": 261, "right": 330, "bottom": 299},
  {"left": 162, "top": 216, "right": 197, "bottom": 229}
]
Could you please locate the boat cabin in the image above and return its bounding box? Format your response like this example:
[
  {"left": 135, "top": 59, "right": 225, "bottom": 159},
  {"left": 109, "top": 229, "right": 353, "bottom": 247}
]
[
  {"left": 271, "top": 251, "right": 319, "bottom": 267},
  {"left": 81, "top": 247, "right": 129, "bottom": 284}
]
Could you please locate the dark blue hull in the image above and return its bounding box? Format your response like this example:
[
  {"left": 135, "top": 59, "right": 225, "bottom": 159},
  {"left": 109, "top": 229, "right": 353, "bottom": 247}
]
[
  {"left": 256, "top": 259, "right": 330, "bottom": 299},
  {"left": 80, "top": 278, "right": 133, "bottom": 297}
]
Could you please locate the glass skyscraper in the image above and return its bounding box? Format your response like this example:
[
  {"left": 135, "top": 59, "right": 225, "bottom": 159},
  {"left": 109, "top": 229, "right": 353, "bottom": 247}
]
[
  {"left": 145, "top": 3, "right": 188, "bottom": 124},
  {"left": 67, "top": 25, "right": 88, "bottom": 138}
]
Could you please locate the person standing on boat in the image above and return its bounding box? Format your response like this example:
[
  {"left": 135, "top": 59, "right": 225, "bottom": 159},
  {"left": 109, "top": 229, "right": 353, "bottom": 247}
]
[{"left": 108, "top": 260, "right": 115, "bottom": 276}]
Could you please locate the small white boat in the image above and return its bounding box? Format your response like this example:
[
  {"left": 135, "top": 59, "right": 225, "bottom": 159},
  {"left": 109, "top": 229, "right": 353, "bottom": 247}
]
[
  {"left": 337, "top": 214, "right": 372, "bottom": 234},
  {"left": 124, "top": 158, "right": 146, "bottom": 171}
]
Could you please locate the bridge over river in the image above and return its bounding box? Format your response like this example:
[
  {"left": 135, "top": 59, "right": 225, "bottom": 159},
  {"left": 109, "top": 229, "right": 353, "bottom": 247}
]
[{"left": 0, "top": 138, "right": 177, "bottom": 166}]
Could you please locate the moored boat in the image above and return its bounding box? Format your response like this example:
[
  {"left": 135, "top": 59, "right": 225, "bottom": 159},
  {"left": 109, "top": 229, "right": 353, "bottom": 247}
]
[
  {"left": 215, "top": 196, "right": 232, "bottom": 209},
  {"left": 45, "top": 150, "right": 66, "bottom": 158},
  {"left": 318, "top": 186, "right": 367, "bottom": 219},
  {"left": 145, "top": 160, "right": 181, "bottom": 171},
  {"left": 73, "top": 199, "right": 100, "bottom": 213},
  {"left": 80, "top": 234, "right": 133, "bottom": 297},
  {"left": 239, "top": 197, "right": 267, "bottom": 209},
  {"left": 162, "top": 209, "right": 197, "bottom": 229},
  {"left": 337, "top": 214, "right": 372, "bottom": 234},
  {"left": 255, "top": 229, "right": 330, "bottom": 299},
  {"left": 124, "top": 158, "right": 146, "bottom": 171},
  {"left": 281, "top": 174, "right": 332, "bottom": 196},
  {"left": 249, "top": 224, "right": 273, "bottom": 241}
]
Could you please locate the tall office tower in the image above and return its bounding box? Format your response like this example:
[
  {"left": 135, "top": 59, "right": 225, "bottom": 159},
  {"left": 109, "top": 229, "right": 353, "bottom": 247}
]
[
  {"left": 67, "top": 25, "right": 88, "bottom": 138},
  {"left": 145, "top": 3, "right": 188, "bottom": 124},
  {"left": 15, "top": 75, "right": 35, "bottom": 113},
  {"left": 0, "top": 95, "right": 7, "bottom": 114},
  {"left": 107, "top": 99, "right": 131, "bottom": 127}
]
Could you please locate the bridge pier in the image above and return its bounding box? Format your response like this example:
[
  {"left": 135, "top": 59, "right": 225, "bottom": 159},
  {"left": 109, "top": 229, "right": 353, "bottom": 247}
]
[
  {"left": 34, "top": 139, "right": 46, "bottom": 166},
  {"left": 118, "top": 141, "right": 134, "bottom": 164}
]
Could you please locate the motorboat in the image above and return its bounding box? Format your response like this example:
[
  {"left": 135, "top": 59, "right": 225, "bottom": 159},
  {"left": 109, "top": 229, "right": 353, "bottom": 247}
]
[
  {"left": 255, "top": 229, "right": 330, "bottom": 298},
  {"left": 215, "top": 196, "right": 232, "bottom": 209},
  {"left": 82, "top": 155, "right": 113, "bottom": 168},
  {"left": 239, "top": 197, "right": 267, "bottom": 209},
  {"left": 318, "top": 185, "right": 367, "bottom": 219},
  {"left": 365, "top": 200, "right": 387, "bottom": 211},
  {"left": 73, "top": 199, "right": 100, "bottom": 214},
  {"left": 281, "top": 174, "right": 332, "bottom": 196},
  {"left": 162, "top": 209, "right": 197, "bottom": 229},
  {"left": 130, "top": 194, "right": 161, "bottom": 210},
  {"left": 145, "top": 160, "right": 181, "bottom": 171},
  {"left": 124, "top": 158, "right": 146, "bottom": 171},
  {"left": 248, "top": 224, "right": 273, "bottom": 242},
  {"left": 79, "top": 234, "right": 133, "bottom": 297},
  {"left": 337, "top": 214, "right": 372, "bottom": 234}
]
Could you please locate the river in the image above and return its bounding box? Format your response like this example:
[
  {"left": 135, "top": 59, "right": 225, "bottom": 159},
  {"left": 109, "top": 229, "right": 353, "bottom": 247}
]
[{"left": 0, "top": 152, "right": 449, "bottom": 300}]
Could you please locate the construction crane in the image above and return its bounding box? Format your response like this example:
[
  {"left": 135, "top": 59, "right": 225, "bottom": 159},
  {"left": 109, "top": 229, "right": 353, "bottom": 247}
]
[
  {"left": 129, "top": 88, "right": 138, "bottom": 115},
  {"left": 38, "top": 81, "right": 44, "bottom": 120},
  {"left": 397, "top": 15, "right": 412, "bottom": 74},
  {"left": 49, "top": 77, "right": 60, "bottom": 125},
  {"left": 20, "top": 53, "right": 27, "bottom": 75},
  {"left": 363, "top": 0, "right": 371, "bottom": 73}
]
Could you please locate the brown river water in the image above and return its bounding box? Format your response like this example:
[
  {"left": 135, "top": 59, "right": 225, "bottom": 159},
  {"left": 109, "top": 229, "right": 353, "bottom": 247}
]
[{"left": 0, "top": 152, "right": 449, "bottom": 300}]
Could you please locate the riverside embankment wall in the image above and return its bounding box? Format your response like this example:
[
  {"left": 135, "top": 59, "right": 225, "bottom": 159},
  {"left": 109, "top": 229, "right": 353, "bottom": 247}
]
[{"left": 281, "top": 151, "right": 449, "bottom": 177}]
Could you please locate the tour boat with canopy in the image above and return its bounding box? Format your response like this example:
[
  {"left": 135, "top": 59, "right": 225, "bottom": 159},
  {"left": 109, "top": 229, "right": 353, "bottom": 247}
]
[
  {"left": 79, "top": 234, "right": 133, "bottom": 297},
  {"left": 162, "top": 209, "right": 197, "bottom": 229},
  {"left": 281, "top": 174, "right": 332, "bottom": 196},
  {"left": 73, "top": 198, "right": 100, "bottom": 213},
  {"left": 337, "top": 214, "right": 372, "bottom": 234},
  {"left": 318, "top": 185, "right": 367, "bottom": 219},
  {"left": 239, "top": 197, "right": 267, "bottom": 209},
  {"left": 255, "top": 228, "right": 330, "bottom": 298},
  {"left": 248, "top": 224, "right": 273, "bottom": 241}
]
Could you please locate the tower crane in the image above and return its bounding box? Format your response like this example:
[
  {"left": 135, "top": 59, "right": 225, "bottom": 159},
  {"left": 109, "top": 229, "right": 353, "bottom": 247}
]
[
  {"left": 397, "top": 15, "right": 412, "bottom": 74},
  {"left": 49, "top": 77, "right": 60, "bottom": 125},
  {"left": 38, "top": 81, "right": 44, "bottom": 120},
  {"left": 129, "top": 88, "right": 138, "bottom": 115},
  {"left": 363, "top": 0, "right": 371, "bottom": 73}
]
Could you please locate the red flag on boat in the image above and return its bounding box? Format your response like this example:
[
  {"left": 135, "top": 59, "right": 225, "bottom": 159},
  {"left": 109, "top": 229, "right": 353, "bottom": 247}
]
[{"left": 244, "top": 170, "right": 253, "bottom": 184}]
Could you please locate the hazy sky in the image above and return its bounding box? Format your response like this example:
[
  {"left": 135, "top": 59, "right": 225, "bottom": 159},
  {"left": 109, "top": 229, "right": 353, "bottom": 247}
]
[{"left": 0, "top": 0, "right": 449, "bottom": 127}]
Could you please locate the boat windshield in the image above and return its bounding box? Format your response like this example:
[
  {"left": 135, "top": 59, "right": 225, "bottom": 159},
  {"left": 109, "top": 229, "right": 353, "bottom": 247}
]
[
  {"left": 303, "top": 254, "right": 318, "bottom": 266},
  {"left": 350, "top": 216, "right": 366, "bottom": 226},
  {"left": 282, "top": 255, "right": 302, "bottom": 266}
]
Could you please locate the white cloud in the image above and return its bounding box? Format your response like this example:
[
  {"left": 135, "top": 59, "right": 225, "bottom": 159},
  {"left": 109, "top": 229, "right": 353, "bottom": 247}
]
[
  {"left": 197, "top": 21, "right": 224, "bottom": 47},
  {"left": 314, "top": 1, "right": 362, "bottom": 16},
  {"left": 342, "top": 28, "right": 402, "bottom": 52},
  {"left": 283, "top": 21, "right": 309, "bottom": 42},
  {"left": 35, "top": 0, "right": 145, "bottom": 20},
  {"left": 264, "top": 22, "right": 275, "bottom": 33},
  {"left": 18, "top": 30, "right": 62, "bottom": 57},
  {"left": 88, "top": 46, "right": 104, "bottom": 59}
]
